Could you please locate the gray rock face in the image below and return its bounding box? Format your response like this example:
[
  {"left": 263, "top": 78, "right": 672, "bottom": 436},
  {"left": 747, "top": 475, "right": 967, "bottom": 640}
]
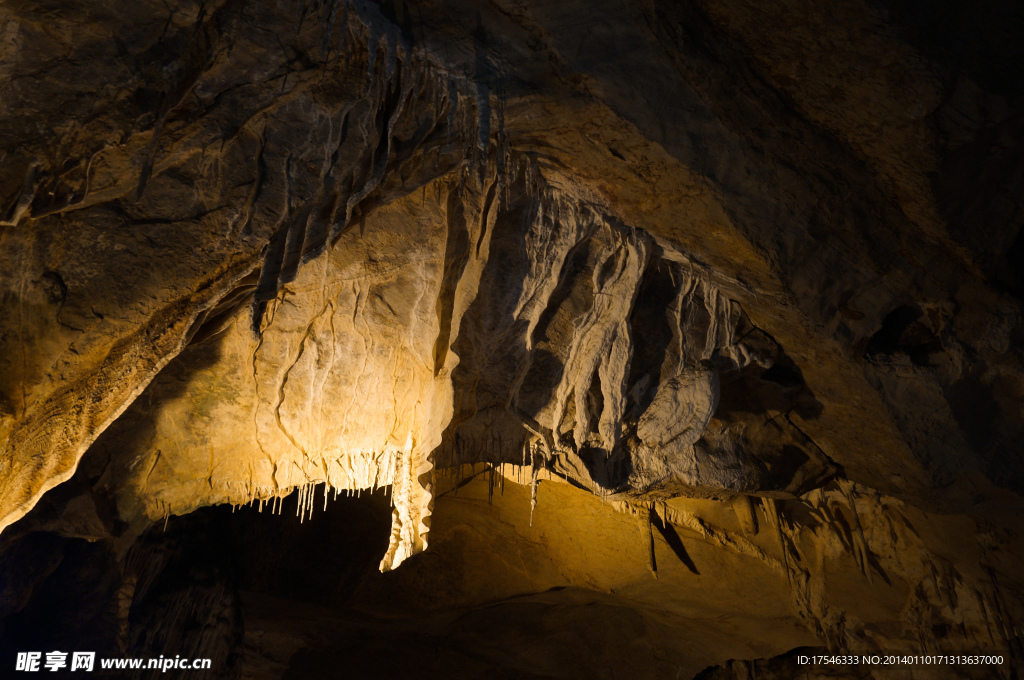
[{"left": 637, "top": 367, "right": 720, "bottom": 451}]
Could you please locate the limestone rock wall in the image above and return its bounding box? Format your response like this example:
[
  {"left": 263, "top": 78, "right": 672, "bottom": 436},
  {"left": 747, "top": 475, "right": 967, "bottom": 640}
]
[
  {"left": 0, "top": 0, "right": 1022, "bottom": 672},
  {"left": 0, "top": 0, "right": 481, "bottom": 535},
  {"left": 88, "top": 162, "right": 820, "bottom": 571}
]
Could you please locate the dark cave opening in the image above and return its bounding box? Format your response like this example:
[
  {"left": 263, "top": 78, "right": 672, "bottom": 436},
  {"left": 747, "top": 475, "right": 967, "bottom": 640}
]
[{"left": 0, "top": 488, "right": 395, "bottom": 679}]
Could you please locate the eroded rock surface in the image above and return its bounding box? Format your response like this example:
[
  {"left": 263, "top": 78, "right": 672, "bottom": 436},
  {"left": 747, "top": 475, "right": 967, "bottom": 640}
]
[{"left": 1, "top": 0, "right": 1023, "bottom": 676}]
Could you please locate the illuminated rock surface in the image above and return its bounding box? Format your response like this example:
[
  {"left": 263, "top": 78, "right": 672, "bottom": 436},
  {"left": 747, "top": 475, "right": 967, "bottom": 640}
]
[{"left": 1, "top": 0, "right": 1023, "bottom": 677}]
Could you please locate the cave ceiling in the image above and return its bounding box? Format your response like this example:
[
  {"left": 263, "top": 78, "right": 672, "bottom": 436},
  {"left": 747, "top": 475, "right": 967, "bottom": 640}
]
[{"left": 1, "top": 0, "right": 1023, "bottom": 677}]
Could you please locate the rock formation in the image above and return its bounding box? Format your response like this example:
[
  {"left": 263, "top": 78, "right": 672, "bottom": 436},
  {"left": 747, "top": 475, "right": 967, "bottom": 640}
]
[{"left": 1, "top": 0, "right": 1022, "bottom": 677}]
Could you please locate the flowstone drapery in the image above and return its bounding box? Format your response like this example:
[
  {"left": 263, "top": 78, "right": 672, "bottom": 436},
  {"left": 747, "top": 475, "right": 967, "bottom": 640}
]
[{"left": 85, "top": 159, "right": 795, "bottom": 571}]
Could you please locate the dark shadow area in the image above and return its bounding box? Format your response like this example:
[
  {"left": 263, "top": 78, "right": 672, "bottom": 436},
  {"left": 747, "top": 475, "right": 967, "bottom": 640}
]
[
  {"left": 1003, "top": 226, "right": 1024, "bottom": 295},
  {"left": 576, "top": 444, "right": 633, "bottom": 492},
  {"left": 652, "top": 513, "right": 700, "bottom": 575},
  {"left": 516, "top": 348, "right": 565, "bottom": 421},
  {"left": 761, "top": 444, "right": 811, "bottom": 491},
  {"left": 0, "top": 485, "right": 394, "bottom": 679},
  {"left": 0, "top": 534, "right": 121, "bottom": 667},
  {"left": 864, "top": 304, "right": 943, "bottom": 367},
  {"left": 758, "top": 363, "right": 802, "bottom": 389},
  {"left": 82, "top": 323, "right": 238, "bottom": 532},
  {"left": 872, "top": 0, "right": 1024, "bottom": 98},
  {"left": 946, "top": 367, "right": 1024, "bottom": 496},
  {"left": 716, "top": 348, "right": 823, "bottom": 422},
  {"left": 624, "top": 256, "right": 682, "bottom": 419}
]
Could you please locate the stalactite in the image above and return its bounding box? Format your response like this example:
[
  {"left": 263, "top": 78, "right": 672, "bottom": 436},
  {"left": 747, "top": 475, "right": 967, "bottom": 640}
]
[
  {"left": 701, "top": 279, "right": 720, "bottom": 361},
  {"left": 642, "top": 504, "right": 658, "bottom": 579},
  {"left": 764, "top": 499, "right": 793, "bottom": 588},
  {"left": 530, "top": 444, "right": 540, "bottom": 527}
]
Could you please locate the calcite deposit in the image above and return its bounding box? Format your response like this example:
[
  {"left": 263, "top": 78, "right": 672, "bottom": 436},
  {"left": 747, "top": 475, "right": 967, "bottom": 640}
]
[{"left": 1, "top": 0, "right": 1022, "bottom": 677}]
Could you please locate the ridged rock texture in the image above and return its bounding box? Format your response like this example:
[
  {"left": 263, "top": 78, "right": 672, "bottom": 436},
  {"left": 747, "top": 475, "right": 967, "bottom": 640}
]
[{"left": 1, "top": 0, "right": 1022, "bottom": 677}]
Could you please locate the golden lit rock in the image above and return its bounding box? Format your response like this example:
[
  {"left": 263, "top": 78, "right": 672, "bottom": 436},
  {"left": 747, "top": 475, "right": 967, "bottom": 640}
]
[{"left": 1, "top": 0, "right": 1022, "bottom": 677}]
